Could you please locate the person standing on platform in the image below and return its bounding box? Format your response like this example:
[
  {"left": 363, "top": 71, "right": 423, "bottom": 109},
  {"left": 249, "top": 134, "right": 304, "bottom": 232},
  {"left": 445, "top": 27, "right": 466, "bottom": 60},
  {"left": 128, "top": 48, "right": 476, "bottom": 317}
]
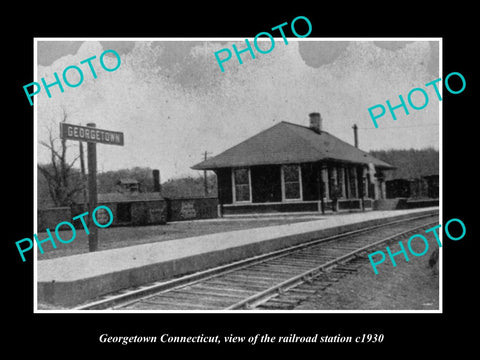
[{"left": 331, "top": 182, "right": 341, "bottom": 212}]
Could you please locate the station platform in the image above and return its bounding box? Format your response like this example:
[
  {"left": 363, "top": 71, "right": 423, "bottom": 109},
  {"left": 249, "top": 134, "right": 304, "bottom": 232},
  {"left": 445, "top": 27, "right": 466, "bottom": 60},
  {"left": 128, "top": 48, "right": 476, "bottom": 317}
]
[{"left": 37, "top": 207, "right": 439, "bottom": 308}]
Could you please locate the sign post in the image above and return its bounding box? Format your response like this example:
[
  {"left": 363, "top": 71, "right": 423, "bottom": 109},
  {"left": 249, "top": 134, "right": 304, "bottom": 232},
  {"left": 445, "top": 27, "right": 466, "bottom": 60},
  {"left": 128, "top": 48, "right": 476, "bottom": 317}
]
[
  {"left": 86, "top": 123, "right": 98, "bottom": 251},
  {"left": 60, "top": 122, "right": 124, "bottom": 252}
]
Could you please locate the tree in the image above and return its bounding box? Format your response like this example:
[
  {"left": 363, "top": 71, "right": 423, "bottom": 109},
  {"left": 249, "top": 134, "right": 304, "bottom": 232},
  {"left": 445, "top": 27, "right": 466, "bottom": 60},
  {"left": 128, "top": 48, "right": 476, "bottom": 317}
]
[
  {"left": 369, "top": 148, "right": 439, "bottom": 180},
  {"left": 38, "top": 108, "right": 84, "bottom": 207}
]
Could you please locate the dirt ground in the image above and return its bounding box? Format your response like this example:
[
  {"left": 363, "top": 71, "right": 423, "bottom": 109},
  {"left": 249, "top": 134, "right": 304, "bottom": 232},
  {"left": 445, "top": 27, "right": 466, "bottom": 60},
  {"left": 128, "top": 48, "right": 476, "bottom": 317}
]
[
  {"left": 36, "top": 216, "right": 323, "bottom": 260},
  {"left": 295, "top": 242, "right": 440, "bottom": 310}
]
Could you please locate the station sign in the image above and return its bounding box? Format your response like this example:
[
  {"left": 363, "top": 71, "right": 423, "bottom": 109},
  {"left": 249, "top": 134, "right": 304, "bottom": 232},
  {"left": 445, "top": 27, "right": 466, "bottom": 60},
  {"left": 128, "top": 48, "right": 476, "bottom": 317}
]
[{"left": 60, "top": 123, "right": 124, "bottom": 146}]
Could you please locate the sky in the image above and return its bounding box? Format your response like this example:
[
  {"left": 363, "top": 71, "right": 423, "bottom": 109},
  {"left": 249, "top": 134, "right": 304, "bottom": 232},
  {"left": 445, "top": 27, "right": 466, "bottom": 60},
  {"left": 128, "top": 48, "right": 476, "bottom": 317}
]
[{"left": 35, "top": 38, "right": 440, "bottom": 181}]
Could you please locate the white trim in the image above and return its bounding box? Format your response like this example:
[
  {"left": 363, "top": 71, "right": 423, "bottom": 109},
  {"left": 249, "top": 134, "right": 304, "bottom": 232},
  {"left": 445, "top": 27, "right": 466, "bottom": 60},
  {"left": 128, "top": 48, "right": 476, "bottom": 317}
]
[
  {"left": 231, "top": 167, "right": 252, "bottom": 203},
  {"left": 281, "top": 164, "right": 303, "bottom": 202},
  {"left": 223, "top": 200, "right": 318, "bottom": 207},
  {"left": 223, "top": 198, "right": 371, "bottom": 208}
]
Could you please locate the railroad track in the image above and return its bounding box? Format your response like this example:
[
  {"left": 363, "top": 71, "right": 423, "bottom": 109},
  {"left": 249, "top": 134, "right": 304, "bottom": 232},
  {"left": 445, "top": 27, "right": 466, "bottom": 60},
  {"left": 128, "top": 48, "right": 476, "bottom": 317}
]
[{"left": 75, "top": 213, "right": 439, "bottom": 311}]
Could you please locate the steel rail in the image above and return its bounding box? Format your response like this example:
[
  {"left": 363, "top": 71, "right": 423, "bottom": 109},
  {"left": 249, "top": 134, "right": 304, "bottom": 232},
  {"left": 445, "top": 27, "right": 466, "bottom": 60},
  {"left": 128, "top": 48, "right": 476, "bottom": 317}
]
[
  {"left": 226, "top": 221, "right": 438, "bottom": 310},
  {"left": 74, "top": 211, "right": 438, "bottom": 310}
]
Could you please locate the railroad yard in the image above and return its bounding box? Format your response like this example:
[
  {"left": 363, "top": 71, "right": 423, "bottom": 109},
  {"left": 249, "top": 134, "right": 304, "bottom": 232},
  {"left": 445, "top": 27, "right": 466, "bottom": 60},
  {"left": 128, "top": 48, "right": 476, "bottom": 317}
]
[{"left": 37, "top": 208, "right": 439, "bottom": 311}]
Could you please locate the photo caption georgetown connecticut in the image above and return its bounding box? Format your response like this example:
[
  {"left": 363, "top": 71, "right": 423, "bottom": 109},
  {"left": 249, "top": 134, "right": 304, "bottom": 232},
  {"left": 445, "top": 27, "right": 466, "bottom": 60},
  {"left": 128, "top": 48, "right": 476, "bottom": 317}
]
[{"left": 97, "top": 332, "right": 378, "bottom": 345}]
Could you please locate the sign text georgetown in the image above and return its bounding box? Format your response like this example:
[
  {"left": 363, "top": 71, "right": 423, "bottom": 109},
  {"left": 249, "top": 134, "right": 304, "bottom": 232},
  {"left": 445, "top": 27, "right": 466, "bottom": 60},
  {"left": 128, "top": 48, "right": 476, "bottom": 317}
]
[{"left": 60, "top": 123, "right": 124, "bottom": 146}]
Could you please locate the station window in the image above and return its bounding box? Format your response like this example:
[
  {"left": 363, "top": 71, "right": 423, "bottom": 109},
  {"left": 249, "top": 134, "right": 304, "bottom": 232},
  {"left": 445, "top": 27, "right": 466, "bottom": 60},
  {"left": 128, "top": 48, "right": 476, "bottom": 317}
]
[
  {"left": 232, "top": 168, "right": 251, "bottom": 202},
  {"left": 282, "top": 164, "right": 302, "bottom": 201}
]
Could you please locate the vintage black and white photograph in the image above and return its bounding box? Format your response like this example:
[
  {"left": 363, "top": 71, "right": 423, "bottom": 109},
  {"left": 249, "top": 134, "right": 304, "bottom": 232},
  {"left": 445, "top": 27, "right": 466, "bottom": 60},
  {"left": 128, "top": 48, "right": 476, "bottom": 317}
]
[{"left": 33, "top": 38, "right": 441, "bottom": 312}]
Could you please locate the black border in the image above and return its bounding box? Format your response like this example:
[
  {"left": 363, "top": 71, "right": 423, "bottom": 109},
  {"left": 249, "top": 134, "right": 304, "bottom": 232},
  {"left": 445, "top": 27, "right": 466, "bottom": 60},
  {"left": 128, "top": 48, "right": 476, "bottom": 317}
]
[{"left": 6, "top": 7, "right": 477, "bottom": 355}]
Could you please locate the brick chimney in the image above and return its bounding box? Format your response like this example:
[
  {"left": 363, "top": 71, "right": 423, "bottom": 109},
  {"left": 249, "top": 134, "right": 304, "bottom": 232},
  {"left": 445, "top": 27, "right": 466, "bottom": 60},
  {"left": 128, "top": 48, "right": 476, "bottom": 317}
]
[
  {"left": 152, "top": 169, "right": 161, "bottom": 193},
  {"left": 309, "top": 112, "right": 322, "bottom": 134},
  {"left": 352, "top": 124, "right": 359, "bottom": 148}
]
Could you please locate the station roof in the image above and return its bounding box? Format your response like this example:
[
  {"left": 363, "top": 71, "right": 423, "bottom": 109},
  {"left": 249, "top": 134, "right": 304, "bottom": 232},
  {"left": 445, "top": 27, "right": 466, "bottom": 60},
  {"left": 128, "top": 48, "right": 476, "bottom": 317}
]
[{"left": 192, "top": 121, "right": 395, "bottom": 170}]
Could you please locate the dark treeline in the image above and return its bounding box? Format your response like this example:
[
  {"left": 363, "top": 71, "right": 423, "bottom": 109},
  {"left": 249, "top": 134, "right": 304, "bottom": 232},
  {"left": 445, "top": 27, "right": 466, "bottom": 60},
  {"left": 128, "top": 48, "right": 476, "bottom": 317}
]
[
  {"left": 38, "top": 166, "right": 217, "bottom": 208},
  {"left": 38, "top": 148, "right": 438, "bottom": 208},
  {"left": 96, "top": 167, "right": 217, "bottom": 198},
  {"left": 369, "top": 147, "right": 439, "bottom": 180}
]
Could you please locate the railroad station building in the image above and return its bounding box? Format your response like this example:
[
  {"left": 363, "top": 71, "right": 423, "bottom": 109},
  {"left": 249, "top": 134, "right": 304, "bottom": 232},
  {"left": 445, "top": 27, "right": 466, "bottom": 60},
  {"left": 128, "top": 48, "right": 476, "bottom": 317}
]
[{"left": 192, "top": 112, "right": 395, "bottom": 216}]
